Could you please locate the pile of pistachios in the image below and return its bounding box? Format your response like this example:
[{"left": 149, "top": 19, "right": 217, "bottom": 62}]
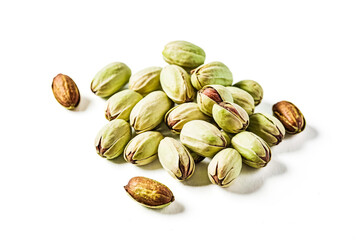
[{"left": 52, "top": 40, "right": 306, "bottom": 209}]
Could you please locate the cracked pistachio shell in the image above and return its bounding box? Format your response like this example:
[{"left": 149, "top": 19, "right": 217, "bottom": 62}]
[
  {"left": 208, "top": 148, "right": 242, "bottom": 187},
  {"left": 162, "top": 40, "right": 206, "bottom": 69},
  {"left": 226, "top": 86, "right": 255, "bottom": 115},
  {"left": 247, "top": 113, "right": 285, "bottom": 146},
  {"left": 91, "top": 62, "right": 131, "bottom": 98},
  {"left": 128, "top": 66, "right": 162, "bottom": 95},
  {"left": 124, "top": 176, "right": 174, "bottom": 208},
  {"left": 231, "top": 131, "right": 271, "bottom": 168},
  {"left": 160, "top": 65, "right": 196, "bottom": 104},
  {"left": 94, "top": 119, "right": 131, "bottom": 159},
  {"left": 233, "top": 80, "right": 263, "bottom": 106},
  {"left": 165, "top": 103, "right": 211, "bottom": 134},
  {"left": 180, "top": 120, "right": 228, "bottom": 157},
  {"left": 272, "top": 101, "right": 306, "bottom": 134},
  {"left": 190, "top": 61, "right": 233, "bottom": 90},
  {"left": 197, "top": 85, "right": 233, "bottom": 116},
  {"left": 130, "top": 91, "right": 173, "bottom": 133},
  {"left": 213, "top": 102, "right": 249, "bottom": 133},
  {"left": 105, "top": 90, "right": 143, "bottom": 121},
  {"left": 123, "top": 131, "right": 164, "bottom": 166},
  {"left": 158, "top": 137, "right": 195, "bottom": 181}
]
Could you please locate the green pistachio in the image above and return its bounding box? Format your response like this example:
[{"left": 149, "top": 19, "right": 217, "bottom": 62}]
[
  {"left": 208, "top": 148, "right": 242, "bottom": 187},
  {"left": 124, "top": 176, "right": 174, "bottom": 208},
  {"left": 231, "top": 131, "right": 271, "bottom": 168},
  {"left": 272, "top": 101, "right": 306, "bottom": 134},
  {"left": 130, "top": 91, "right": 173, "bottom": 133},
  {"left": 158, "top": 137, "right": 195, "bottom": 181},
  {"left": 160, "top": 65, "right": 196, "bottom": 103},
  {"left": 123, "top": 131, "right": 164, "bottom": 166},
  {"left": 197, "top": 85, "right": 233, "bottom": 116},
  {"left": 247, "top": 113, "right": 285, "bottom": 146},
  {"left": 128, "top": 66, "right": 162, "bottom": 95},
  {"left": 164, "top": 103, "right": 211, "bottom": 134},
  {"left": 94, "top": 119, "right": 131, "bottom": 159},
  {"left": 105, "top": 90, "right": 143, "bottom": 121},
  {"left": 162, "top": 40, "right": 206, "bottom": 69},
  {"left": 180, "top": 120, "right": 228, "bottom": 157},
  {"left": 190, "top": 62, "right": 233, "bottom": 90},
  {"left": 226, "top": 86, "right": 255, "bottom": 115},
  {"left": 233, "top": 80, "right": 263, "bottom": 106},
  {"left": 91, "top": 62, "right": 131, "bottom": 98},
  {"left": 212, "top": 102, "right": 249, "bottom": 133}
]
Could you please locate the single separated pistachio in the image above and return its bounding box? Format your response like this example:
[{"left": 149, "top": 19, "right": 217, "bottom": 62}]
[
  {"left": 124, "top": 176, "right": 174, "bottom": 209},
  {"left": 180, "top": 120, "right": 228, "bottom": 157},
  {"left": 162, "top": 40, "right": 205, "bottom": 69},
  {"left": 208, "top": 148, "right": 242, "bottom": 187},
  {"left": 212, "top": 102, "right": 249, "bottom": 133},
  {"left": 105, "top": 90, "right": 143, "bottom": 121},
  {"left": 158, "top": 137, "right": 195, "bottom": 181},
  {"left": 160, "top": 65, "right": 196, "bottom": 104},
  {"left": 130, "top": 91, "right": 173, "bottom": 133},
  {"left": 128, "top": 66, "right": 162, "bottom": 95},
  {"left": 165, "top": 103, "right": 211, "bottom": 134},
  {"left": 233, "top": 80, "right": 263, "bottom": 106},
  {"left": 94, "top": 119, "right": 131, "bottom": 159},
  {"left": 91, "top": 62, "right": 131, "bottom": 97},
  {"left": 231, "top": 131, "right": 271, "bottom": 168},
  {"left": 273, "top": 101, "right": 306, "bottom": 134},
  {"left": 124, "top": 131, "right": 164, "bottom": 166},
  {"left": 197, "top": 85, "right": 233, "bottom": 116},
  {"left": 247, "top": 113, "right": 285, "bottom": 146},
  {"left": 226, "top": 86, "right": 255, "bottom": 115},
  {"left": 190, "top": 62, "right": 233, "bottom": 90},
  {"left": 52, "top": 73, "right": 80, "bottom": 109}
]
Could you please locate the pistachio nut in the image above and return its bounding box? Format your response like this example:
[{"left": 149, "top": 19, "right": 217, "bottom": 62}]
[
  {"left": 158, "top": 137, "right": 195, "bottom": 181},
  {"left": 160, "top": 65, "right": 196, "bottom": 104},
  {"left": 162, "top": 40, "right": 206, "bottom": 69},
  {"left": 212, "top": 102, "right": 249, "bottom": 133},
  {"left": 233, "top": 80, "right": 263, "bottom": 106},
  {"left": 226, "top": 86, "right": 255, "bottom": 115},
  {"left": 190, "top": 61, "right": 233, "bottom": 90},
  {"left": 231, "top": 131, "right": 271, "bottom": 168},
  {"left": 247, "top": 113, "right": 285, "bottom": 146},
  {"left": 272, "top": 101, "right": 306, "bottom": 134},
  {"left": 124, "top": 176, "right": 174, "bottom": 208},
  {"left": 52, "top": 73, "right": 80, "bottom": 109},
  {"left": 94, "top": 119, "right": 131, "bottom": 159},
  {"left": 128, "top": 66, "right": 162, "bottom": 95},
  {"left": 130, "top": 91, "right": 173, "bottom": 133},
  {"left": 197, "top": 85, "right": 233, "bottom": 116},
  {"left": 180, "top": 120, "right": 228, "bottom": 157},
  {"left": 164, "top": 103, "right": 211, "bottom": 134},
  {"left": 124, "top": 131, "right": 164, "bottom": 166},
  {"left": 91, "top": 62, "right": 131, "bottom": 97},
  {"left": 208, "top": 148, "right": 242, "bottom": 187},
  {"left": 105, "top": 90, "right": 143, "bottom": 121}
]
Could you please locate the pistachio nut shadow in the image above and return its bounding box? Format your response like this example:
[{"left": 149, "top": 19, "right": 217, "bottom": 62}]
[
  {"left": 225, "top": 158, "right": 287, "bottom": 194},
  {"left": 272, "top": 125, "right": 318, "bottom": 154},
  {"left": 74, "top": 95, "right": 91, "bottom": 112},
  {"left": 182, "top": 161, "right": 211, "bottom": 187},
  {"left": 107, "top": 154, "right": 127, "bottom": 164},
  {"left": 151, "top": 201, "right": 185, "bottom": 215}
]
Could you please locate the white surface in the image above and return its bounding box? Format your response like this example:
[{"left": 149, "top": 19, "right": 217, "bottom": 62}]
[{"left": 0, "top": 0, "right": 359, "bottom": 239}]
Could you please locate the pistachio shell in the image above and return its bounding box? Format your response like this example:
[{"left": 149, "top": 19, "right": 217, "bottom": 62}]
[
  {"left": 129, "top": 66, "right": 162, "bottom": 95},
  {"left": 91, "top": 62, "right": 131, "bottom": 97},
  {"left": 233, "top": 80, "right": 263, "bottom": 106},
  {"left": 272, "top": 101, "right": 306, "bottom": 134},
  {"left": 226, "top": 86, "right": 255, "bottom": 115},
  {"left": 212, "top": 101, "right": 249, "bottom": 133},
  {"left": 105, "top": 90, "right": 143, "bottom": 121},
  {"left": 52, "top": 73, "right": 80, "bottom": 109},
  {"left": 197, "top": 85, "right": 233, "bottom": 116}
]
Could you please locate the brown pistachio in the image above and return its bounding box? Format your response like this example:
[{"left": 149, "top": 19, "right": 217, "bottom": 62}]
[
  {"left": 124, "top": 176, "right": 175, "bottom": 208},
  {"left": 272, "top": 101, "right": 306, "bottom": 134},
  {"left": 52, "top": 73, "right": 80, "bottom": 109}
]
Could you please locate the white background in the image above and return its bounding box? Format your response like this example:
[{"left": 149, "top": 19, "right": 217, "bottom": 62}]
[{"left": 1, "top": 0, "right": 359, "bottom": 239}]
